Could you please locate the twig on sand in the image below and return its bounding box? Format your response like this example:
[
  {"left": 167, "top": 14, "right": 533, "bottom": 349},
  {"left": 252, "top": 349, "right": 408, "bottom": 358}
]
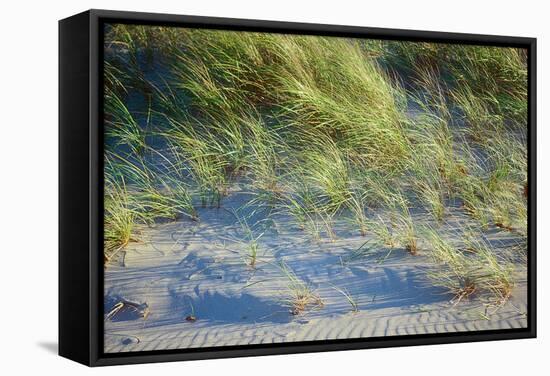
[{"left": 105, "top": 299, "right": 149, "bottom": 321}]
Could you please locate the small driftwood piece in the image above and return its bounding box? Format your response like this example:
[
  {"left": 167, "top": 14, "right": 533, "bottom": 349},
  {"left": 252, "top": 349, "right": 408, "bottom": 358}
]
[{"left": 105, "top": 299, "right": 149, "bottom": 321}]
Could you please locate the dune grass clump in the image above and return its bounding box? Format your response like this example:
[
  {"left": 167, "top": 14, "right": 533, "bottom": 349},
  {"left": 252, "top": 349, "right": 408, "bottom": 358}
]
[
  {"left": 406, "top": 119, "right": 450, "bottom": 223},
  {"left": 134, "top": 181, "right": 196, "bottom": 223},
  {"left": 279, "top": 182, "right": 323, "bottom": 239},
  {"left": 103, "top": 163, "right": 198, "bottom": 265},
  {"left": 104, "top": 81, "right": 198, "bottom": 224},
  {"left": 104, "top": 151, "right": 198, "bottom": 265},
  {"left": 104, "top": 88, "right": 148, "bottom": 156},
  {"left": 279, "top": 261, "right": 324, "bottom": 315},
  {"left": 231, "top": 211, "right": 266, "bottom": 269},
  {"left": 447, "top": 45, "right": 527, "bottom": 126},
  {"left": 451, "top": 131, "right": 527, "bottom": 235},
  {"left": 406, "top": 66, "right": 467, "bottom": 191},
  {"left": 104, "top": 61, "right": 131, "bottom": 100},
  {"left": 274, "top": 37, "right": 410, "bottom": 173},
  {"left": 464, "top": 235, "right": 515, "bottom": 304},
  {"left": 282, "top": 189, "right": 336, "bottom": 241},
  {"left": 367, "top": 215, "right": 397, "bottom": 248},
  {"left": 105, "top": 24, "right": 184, "bottom": 70},
  {"left": 426, "top": 229, "right": 514, "bottom": 306},
  {"left": 483, "top": 132, "right": 528, "bottom": 234},
  {"left": 104, "top": 175, "right": 137, "bottom": 261},
  {"left": 163, "top": 120, "right": 229, "bottom": 208},
  {"left": 382, "top": 190, "right": 419, "bottom": 255},
  {"left": 345, "top": 186, "right": 370, "bottom": 236},
  {"left": 242, "top": 114, "right": 289, "bottom": 199},
  {"left": 402, "top": 61, "right": 527, "bottom": 237},
  {"left": 379, "top": 41, "right": 442, "bottom": 78},
  {"left": 110, "top": 151, "right": 197, "bottom": 221},
  {"left": 164, "top": 30, "right": 411, "bottom": 172},
  {"left": 395, "top": 208, "right": 419, "bottom": 255},
  {"left": 104, "top": 24, "right": 159, "bottom": 96},
  {"left": 381, "top": 41, "right": 527, "bottom": 124},
  {"left": 165, "top": 29, "right": 274, "bottom": 110},
  {"left": 298, "top": 138, "right": 352, "bottom": 213}
]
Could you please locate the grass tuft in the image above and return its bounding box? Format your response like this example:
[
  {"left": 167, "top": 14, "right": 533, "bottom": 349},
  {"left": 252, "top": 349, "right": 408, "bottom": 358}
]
[{"left": 278, "top": 261, "right": 324, "bottom": 315}]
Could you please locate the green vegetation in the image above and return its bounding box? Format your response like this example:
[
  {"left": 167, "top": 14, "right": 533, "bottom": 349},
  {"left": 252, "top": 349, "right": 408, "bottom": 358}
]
[
  {"left": 231, "top": 210, "right": 265, "bottom": 268},
  {"left": 102, "top": 24, "right": 527, "bottom": 311},
  {"left": 104, "top": 172, "right": 136, "bottom": 261},
  {"left": 425, "top": 228, "right": 514, "bottom": 306},
  {"left": 278, "top": 261, "right": 324, "bottom": 315}
]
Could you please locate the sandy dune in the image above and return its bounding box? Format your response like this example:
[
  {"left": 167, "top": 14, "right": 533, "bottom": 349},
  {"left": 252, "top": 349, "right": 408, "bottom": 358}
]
[{"left": 104, "top": 190, "right": 527, "bottom": 353}]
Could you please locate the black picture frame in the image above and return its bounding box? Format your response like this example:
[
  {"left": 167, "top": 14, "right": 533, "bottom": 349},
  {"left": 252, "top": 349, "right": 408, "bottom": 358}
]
[{"left": 59, "top": 9, "right": 537, "bottom": 367}]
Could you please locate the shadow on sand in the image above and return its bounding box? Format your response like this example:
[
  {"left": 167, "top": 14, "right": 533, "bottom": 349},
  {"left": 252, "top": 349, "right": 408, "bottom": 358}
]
[{"left": 178, "top": 290, "right": 292, "bottom": 325}]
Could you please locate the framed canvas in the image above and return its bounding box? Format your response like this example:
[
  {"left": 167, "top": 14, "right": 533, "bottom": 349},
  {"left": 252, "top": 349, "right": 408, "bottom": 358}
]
[{"left": 59, "top": 9, "right": 536, "bottom": 366}]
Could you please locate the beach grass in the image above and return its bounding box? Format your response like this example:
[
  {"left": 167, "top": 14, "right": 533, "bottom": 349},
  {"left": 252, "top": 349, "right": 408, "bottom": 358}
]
[
  {"left": 102, "top": 24, "right": 528, "bottom": 320},
  {"left": 425, "top": 228, "right": 514, "bottom": 306},
  {"left": 104, "top": 175, "right": 136, "bottom": 261},
  {"left": 278, "top": 261, "right": 324, "bottom": 315}
]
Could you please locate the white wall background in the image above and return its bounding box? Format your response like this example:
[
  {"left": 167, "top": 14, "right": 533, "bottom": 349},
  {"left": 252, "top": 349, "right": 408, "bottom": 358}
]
[{"left": 0, "top": 0, "right": 546, "bottom": 374}]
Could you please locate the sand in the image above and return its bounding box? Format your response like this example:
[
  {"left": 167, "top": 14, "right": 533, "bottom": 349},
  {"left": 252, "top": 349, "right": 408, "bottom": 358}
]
[{"left": 104, "top": 189, "right": 527, "bottom": 353}]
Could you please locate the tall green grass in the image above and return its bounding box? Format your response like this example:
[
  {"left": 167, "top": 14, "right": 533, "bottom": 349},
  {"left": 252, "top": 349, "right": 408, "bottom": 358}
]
[
  {"left": 102, "top": 25, "right": 528, "bottom": 285},
  {"left": 425, "top": 228, "right": 514, "bottom": 306},
  {"left": 381, "top": 41, "right": 527, "bottom": 124},
  {"left": 104, "top": 172, "right": 136, "bottom": 261}
]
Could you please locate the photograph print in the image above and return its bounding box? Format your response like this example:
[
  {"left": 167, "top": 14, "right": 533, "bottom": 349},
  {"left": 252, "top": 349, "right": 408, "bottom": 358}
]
[{"left": 102, "top": 23, "right": 530, "bottom": 353}]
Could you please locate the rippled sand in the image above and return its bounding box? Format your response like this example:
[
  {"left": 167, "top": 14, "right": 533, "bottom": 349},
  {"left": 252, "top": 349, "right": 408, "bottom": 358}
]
[{"left": 104, "top": 189, "right": 527, "bottom": 353}]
